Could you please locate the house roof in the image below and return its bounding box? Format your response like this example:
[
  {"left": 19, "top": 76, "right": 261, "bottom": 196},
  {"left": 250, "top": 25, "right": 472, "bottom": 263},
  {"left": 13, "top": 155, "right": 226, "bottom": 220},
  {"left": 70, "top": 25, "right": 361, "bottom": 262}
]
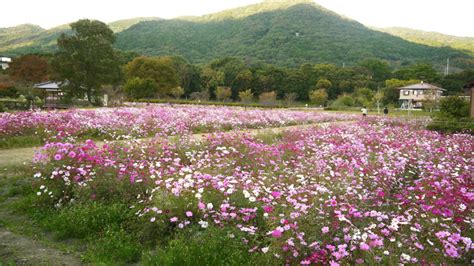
[
  {"left": 33, "top": 81, "right": 63, "bottom": 90},
  {"left": 399, "top": 82, "right": 445, "bottom": 91}
]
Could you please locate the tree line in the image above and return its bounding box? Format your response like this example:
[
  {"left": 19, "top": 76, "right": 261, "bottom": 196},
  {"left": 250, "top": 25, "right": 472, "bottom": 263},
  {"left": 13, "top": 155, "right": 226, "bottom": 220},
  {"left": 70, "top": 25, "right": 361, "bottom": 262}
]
[{"left": 1, "top": 19, "right": 473, "bottom": 109}]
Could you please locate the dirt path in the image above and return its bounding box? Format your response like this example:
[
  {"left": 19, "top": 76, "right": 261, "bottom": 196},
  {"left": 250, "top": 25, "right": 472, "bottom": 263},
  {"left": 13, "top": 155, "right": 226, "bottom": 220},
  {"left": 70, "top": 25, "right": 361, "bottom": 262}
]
[
  {"left": 0, "top": 121, "right": 348, "bottom": 168},
  {"left": 0, "top": 229, "right": 82, "bottom": 265}
]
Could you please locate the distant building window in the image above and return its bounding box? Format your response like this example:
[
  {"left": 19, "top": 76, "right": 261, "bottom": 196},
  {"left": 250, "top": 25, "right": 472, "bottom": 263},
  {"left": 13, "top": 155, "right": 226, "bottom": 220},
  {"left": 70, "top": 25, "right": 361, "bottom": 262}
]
[
  {"left": 403, "top": 90, "right": 410, "bottom": 96},
  {"left": 417, "top": 90, "right": 423, "bottom": 95}
]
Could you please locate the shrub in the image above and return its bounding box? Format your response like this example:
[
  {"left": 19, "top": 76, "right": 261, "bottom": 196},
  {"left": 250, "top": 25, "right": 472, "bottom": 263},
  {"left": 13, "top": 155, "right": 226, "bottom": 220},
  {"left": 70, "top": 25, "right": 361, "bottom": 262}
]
[
  {"left": 439, "top": 96, "right": 469, "bottom": 119},
  {"left": 215, "top": 86, "right": 232, "bottom": 102},
  {"left": 238, "top": 89, "right": 253, "bottom": 103},
  {"left": 258, "top": 91, "right": 277, "bottom": 106},
  {"left": 309, "top": 89, "right": 328, "bottom": 106},
  {"left": 43, "top": 202, "right": 135, "bottom": 239},
  {"left": 144, "top": 226, "right": 274, "bottom": 266},
  {"left": 124, "top": 77, "right": 158, "bottom": 100},
  {"left": 84, "top": 228, "right": 142, "bottom": 264},
  {"left": 170, "top": 86, "right": 185, "bottom": 99}
]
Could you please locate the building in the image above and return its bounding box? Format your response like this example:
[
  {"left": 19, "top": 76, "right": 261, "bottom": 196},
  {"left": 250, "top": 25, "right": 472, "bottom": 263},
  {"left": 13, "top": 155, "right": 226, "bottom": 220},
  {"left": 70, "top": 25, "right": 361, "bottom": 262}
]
[
  {"left": 33, "top": 81, "right": 69, "bottom": 109},
  {"left": 398, "top": 81, "right": 445, "bottom": 109},
  {"left": 0, "top": 56, "right": 12, "bottom": 70}
]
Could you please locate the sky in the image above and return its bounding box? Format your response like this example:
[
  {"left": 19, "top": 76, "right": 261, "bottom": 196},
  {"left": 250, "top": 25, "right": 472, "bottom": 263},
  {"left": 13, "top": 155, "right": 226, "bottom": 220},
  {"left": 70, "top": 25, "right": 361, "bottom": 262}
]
[{"left": 1, "top": 0, "right": 473, "bottom": 37}]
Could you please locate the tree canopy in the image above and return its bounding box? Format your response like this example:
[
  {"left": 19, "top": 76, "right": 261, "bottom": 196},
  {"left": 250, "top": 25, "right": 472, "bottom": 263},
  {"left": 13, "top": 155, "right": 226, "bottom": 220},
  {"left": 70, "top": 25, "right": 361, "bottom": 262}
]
[{"left": 52, "top": 19, "right": 120, "bottom": 104}]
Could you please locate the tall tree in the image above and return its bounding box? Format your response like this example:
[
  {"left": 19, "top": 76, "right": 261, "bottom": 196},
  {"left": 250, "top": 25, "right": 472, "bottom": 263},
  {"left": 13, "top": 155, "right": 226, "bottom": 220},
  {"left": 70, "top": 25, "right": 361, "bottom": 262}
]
[
  {"left": 52, "top": 19, "right": 120, "bottom": 104},
  {"left": 8, "top": 55, "right": 49, "bottom": 84}
]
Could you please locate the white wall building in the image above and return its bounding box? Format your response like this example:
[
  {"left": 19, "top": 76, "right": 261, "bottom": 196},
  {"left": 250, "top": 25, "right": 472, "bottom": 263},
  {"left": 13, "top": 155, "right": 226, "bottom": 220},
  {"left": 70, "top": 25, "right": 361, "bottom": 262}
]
[
  {"left": 0, "top": 57, "right": 12, "bottom": 70},
  {"left": 399, "top": 81, "right": 445, "bottom": 109}
]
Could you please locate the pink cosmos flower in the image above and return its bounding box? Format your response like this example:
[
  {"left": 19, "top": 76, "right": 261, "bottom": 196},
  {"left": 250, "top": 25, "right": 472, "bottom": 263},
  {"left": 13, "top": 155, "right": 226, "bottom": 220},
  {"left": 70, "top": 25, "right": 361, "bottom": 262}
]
[
  {"left": 359, "top": 242, "right": 370, "bottom": 251},
  {"left": 54, "top": 154, "right": 62, "bottom": 160},
  {"left": 170, "top": 217, "right": 178, "bottom": 222},
  {"left": 198, "top": 202, "right": 205, "bottom": 209},
  {"left": 263, "top": 206, "right": 273, "bottom": 213},
  {"left": 186, "top": 211, "right": 193, "bottom": 217},
  {"left": 272, "top": 229, "right": 283, "bottom": 238},
  {"left": 322, "top": 226, "right": 329, "bottom": 234},
  {"left": 271, "top": 191, "right": 281, "bottom": 198}
]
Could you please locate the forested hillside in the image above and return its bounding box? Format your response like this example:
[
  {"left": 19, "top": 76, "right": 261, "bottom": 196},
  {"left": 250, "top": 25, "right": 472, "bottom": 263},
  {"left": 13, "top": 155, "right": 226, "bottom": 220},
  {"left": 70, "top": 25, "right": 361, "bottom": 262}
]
[
  {"left": 378, "top": 27, "right": 474, "bottom": 55},
  {"left": 0, "top": 18, "right": 160, "bottom": 55},
  {"left": 1, "top": 0, "right": 473, "bottom": 70},
  {"left": 115, "top": 1, "right": 472, "bottom": 69}
]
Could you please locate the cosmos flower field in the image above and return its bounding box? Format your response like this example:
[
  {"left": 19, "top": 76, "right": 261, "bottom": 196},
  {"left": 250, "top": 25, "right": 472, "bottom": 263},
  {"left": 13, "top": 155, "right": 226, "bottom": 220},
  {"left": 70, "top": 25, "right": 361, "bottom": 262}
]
[
  {"left": 0, "top": 106, "right": 356, "bottom": 142},
  {"left": 31, "top": 113, "right": 473, "bottom": 265}
]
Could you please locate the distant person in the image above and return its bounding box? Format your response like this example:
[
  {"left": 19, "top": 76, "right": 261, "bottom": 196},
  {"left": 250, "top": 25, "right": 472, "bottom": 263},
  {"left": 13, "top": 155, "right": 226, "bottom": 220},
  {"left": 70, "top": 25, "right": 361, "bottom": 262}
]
[
  {"left": 361, "top": 106, "right": 368, "bottom": 117},
  {"left": 383, "top": 107, "right": 388, "bottom": 116}
]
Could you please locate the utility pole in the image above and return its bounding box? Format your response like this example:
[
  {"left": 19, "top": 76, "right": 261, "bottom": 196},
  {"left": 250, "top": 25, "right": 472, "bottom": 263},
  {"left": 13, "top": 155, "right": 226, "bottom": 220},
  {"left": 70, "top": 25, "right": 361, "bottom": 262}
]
[
  {"left": 376, "top": 85, "right": 380, "bottom": 115},
  {"left": 445, "top": 58, "right": 450, "bottom": 76}
]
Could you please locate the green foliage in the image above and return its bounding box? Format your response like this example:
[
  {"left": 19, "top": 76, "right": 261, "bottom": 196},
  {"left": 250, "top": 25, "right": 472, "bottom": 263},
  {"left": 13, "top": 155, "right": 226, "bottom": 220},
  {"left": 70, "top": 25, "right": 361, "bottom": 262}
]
[
  {"left": 353, "top": 87, "right": 374, "bottom": 107},
  {"left": 215, "top": 86, "right": 232, "bottom": 101},
  {"left": 440, "top": 69, "right": 474, "bottom": 95},
  {"left": 315, "top": 78, "right": 332, "bottom": 90},
  {"left": 428, "top": 96, "right": 473, "bottom": 134},
  {"left": 124, "top": 77, "right": 157, "bottom": 99},
  {"left": 124, "top": 56, "right": 179, "bottom": 97},
  {"left": 144, "top": 226, "right": 274, "bottom": 266},
  {"left": 51, "top": 19, "right": 120, "bottom": 104},
  {"left": 426, "top": 119, "right": 474, "bottom": 134},
  {"left": 439, "top": 96, "right": 470, "bottom": 119},
  {"left": 394, "top": 64, "right": 440, "bottom": 83},
  {"left": 0, "top": 135, "right": 43, "bottom": 149},
  {"left": 331, "top": 93, "right": 355, "bottom": 107},
  {"left": 43, "top": 202, "right": 135, "bottom": 239},
  {"left": 238, "top": 89, "right": 254, "bottom": 103},
  {"left": 379, "top": 27, "right": 474, "bottom": 55},
  {"left": 84, "top": 228, "right": 142, "bottom": 264},
  {"left": 170, "top": 86, "right": 185, "bottom": 99},
  {"left": 359, "top": 59, "right": 392, "bottom": 83},
  {"left": 114, "top": 2, "right": 473, "bottom": 69},
  {"left": 308, "top": 89, "right": 328, "bottom": 106}
]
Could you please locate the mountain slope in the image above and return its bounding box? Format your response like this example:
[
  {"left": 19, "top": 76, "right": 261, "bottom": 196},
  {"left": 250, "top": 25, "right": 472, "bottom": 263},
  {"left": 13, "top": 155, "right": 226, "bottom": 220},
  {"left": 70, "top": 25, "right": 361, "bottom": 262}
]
[
  {"left": 115, "top": 1, "right": 472, "bottom": 68},
  {"left": 377, "top": 27, "right": 474, "bottom": 55},
  {"left": 0, "top": 17, "right": 161, "bottom": 55}
]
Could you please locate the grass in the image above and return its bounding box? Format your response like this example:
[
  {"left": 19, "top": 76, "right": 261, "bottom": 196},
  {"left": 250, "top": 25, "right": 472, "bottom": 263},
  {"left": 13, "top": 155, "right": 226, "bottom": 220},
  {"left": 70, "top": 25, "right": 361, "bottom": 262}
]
[{"left": 0, "top": 135, "right": 43, "bottom": 149}]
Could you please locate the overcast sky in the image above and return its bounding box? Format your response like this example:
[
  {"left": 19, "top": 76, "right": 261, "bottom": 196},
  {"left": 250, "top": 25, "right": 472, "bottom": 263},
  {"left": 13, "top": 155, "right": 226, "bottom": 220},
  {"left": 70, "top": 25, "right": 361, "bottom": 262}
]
[{"left": 1, "top": 0, "right": 473, "bottom": 37}]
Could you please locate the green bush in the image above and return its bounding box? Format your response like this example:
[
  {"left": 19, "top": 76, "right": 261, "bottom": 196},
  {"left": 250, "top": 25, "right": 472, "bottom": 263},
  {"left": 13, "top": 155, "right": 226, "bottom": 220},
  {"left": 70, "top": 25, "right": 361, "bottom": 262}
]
[
  {"left": 43, "top": 202, "right": 135, "bottom": 239},
  {"left": 439, "top": 96, "right": 469, "bottom": 119},
  {"left": 83, "top": 228, "right": 142, "bottom": 264},
  {"left": 136, "top": 98, "right": 311, "bottom": 109},
  {"left": 427, "top": 118, "right": 474, "bottom": 134},
  {"left": 143, "top": 226, "right": 275, "bottom": 266}
]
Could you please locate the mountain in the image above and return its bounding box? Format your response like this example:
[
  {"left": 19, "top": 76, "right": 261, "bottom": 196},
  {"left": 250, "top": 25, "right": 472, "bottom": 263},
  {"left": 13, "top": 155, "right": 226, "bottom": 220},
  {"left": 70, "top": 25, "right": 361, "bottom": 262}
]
[
  {"left": 0, "top": 17, "right": 161, "bottom": 56},
  {"left": 115, "top": 0, "right": 473, "bottom": 69},
  {"left": 1, "top": 0, "right": 473, "bottom": 70},
  {"left": 108, "top": 17, "right": 162, "bottom": 33},
  {"left": 377, "top": 27, "right": 474, "bottom": 55}
]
